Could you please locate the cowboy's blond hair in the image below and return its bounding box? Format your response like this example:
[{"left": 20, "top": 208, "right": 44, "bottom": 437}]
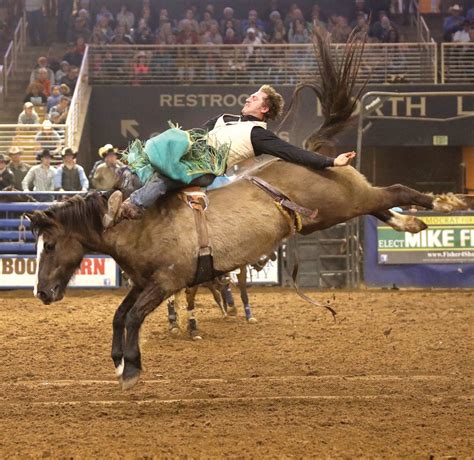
[{"left": 259, "top": 84, "right": 284, "bottom": 120}]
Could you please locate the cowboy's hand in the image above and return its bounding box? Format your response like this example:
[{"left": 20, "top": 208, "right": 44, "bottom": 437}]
[{"left": 334, "top": 151, "right": 357, "bottom": 166}]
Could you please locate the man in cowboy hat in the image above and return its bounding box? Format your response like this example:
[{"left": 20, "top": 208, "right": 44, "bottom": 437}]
[
  {"left": 91, "top": 144, "right": 123, "bottom": 190},
  {"left": 444, "top": 4, "right": 465, "bottom": 41},
  {"left": 8, "top": 146, "right": 31, "bottom": 190},
  {"left": 22, "top": 149, "right": 57, "bottom": 200},
  {"left": 0, "top": 153, "right": 14, "bottom": 189},
  {"left": 54, "top": 147, "right": 89, "bottom": 191}
]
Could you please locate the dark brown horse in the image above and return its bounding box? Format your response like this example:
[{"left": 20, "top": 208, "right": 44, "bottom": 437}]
[{"left": 29, "top": 32, "right": 468, "bottom": 390}]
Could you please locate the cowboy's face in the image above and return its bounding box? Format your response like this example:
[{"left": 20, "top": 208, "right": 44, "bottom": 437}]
[
  {"left": 0, "top": 160, "right": 6, "bottom": 171},
  {"left": 242, "top": 90, "right": 269, "bottom": 119}
]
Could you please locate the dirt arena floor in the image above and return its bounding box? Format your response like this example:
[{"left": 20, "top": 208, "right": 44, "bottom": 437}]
[{"left": 0, "top": 287, "right": 472, "bottom": 458}]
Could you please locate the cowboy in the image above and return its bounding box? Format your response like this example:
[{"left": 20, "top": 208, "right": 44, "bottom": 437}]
[
  {"left": 103, "top": 85, "right": 356, "bottom": 227},
  {"left": 7, "top": 146, "right": 31, "bottom": 190},
  {"left": 54, "top": 147, "right": 89, "bottom": 191},
  {"left": 0, "top": 153, "right": 14, "bottom": 189},
  {"left": 91, "top": 144, "right": 124, "bottom": 190},
  {"left": 22, "top": 149, "right": 57, "bottom": 201}
]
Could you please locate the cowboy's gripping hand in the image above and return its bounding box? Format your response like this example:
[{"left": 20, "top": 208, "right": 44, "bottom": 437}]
[{"left": 334, "top": 151, "right": 357, "bottom": 166}]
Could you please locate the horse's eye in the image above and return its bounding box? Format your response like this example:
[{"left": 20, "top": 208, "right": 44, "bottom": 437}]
[{"left": 44, "top": 242, "right": 56, "bottom": 252}]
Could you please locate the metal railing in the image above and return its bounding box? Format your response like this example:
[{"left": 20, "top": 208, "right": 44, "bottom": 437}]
[
  {"left": 65, "top": 46, "right": 91, "bottom": 150},
  {"left": 412, "top": 0, "right": 432, "bottom": 43},
  {"left": 1, "top": 15, "right": 27, "bottom": 102},
  {"left": 87, "top": 42, "right": 438, "bottom": 85},
  {"left": 0, "top": 124, "right": 67, "bottom": 164},
  {"left": 441, "top": 43, "right": 474, "bottom": 83}
]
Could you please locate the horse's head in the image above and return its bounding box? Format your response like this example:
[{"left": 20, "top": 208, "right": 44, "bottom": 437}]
[{"left": 28, "top": 194, "right": 106, "bottom": 304}]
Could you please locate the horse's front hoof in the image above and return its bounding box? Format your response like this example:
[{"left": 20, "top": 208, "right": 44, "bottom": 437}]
[
  {"left": 247, "top": 317, "right": 258, "bottom": 324},
  {"left": 192, "top": 334, "right": 203, "bottom": 341},
  {"left": 169, "top": 326, "right": 180, "bottom": 336},
  {"left": 121, "top": 364, "right": 141, "bottom": 390},
  {"left": 114, "top": 358, "right": 125, "bottom": 378},
  {"left": 121, "top": 372, "right": 141, "bottom": 390}
]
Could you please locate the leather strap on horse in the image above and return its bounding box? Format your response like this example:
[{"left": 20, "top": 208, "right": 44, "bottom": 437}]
[
  {"left": 180, "top": 188, "right": 223, "bottom": 285},
  {"left": 246, "top": 176, "right": 319, "bottom": 220}
]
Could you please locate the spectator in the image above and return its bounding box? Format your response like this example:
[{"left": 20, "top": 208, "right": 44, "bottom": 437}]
[
  {"left": 443, "top": 4, "right": 465, "bottom": 41},
  {"left": 30, "top": 56, "right": 55, "bottom": 85},
  {"left": 452, "top": 19, "right": 471, "bottom": 41},
  {"left": 61, "top": 38, "right": 85, "bottom": 68},
  {"left": 220, "top": 7, "right": 241, "bottom": 39},
  {"left": 468, "top": 7, "right": 474, "bottom": 22},
  {"left": 24, "top": 0, "right": 46, "bottom": 46},
  {"left": 353, "top": 12, "right": 370, "bottom": 37},
  {"left": 22, "top": 149, "right": 57, "bottom": 199},
  {"left": 349, "top": 0, "right": 371, "bottom": 23},
  {"left": 178, "top": 9, "right": 199, "bottom": 34},
  {"left": 223, "top": 27, "right": 240, "bottom": 45},
  {"left": 242, "top": 27, "right": 264, "bottom": 84},
  {"left": 131, "top": 51, "right": 150, "bottom": 85},
  {"left": 133, "top": 19, "right": 154, "bottom": 44},
  {"left": 91, "top": 145, "right": 123, "bottom": 190},
  {"left": 200, "top": 10, "right": 218, "bottom": 34},
  {"left": 288, "top": 19, "right": 310, "bottom": 43},
  {"left": 7, "top": 147, "right": 31, "bottom": 190},
  {"left": 57, "top": 0, "right": 74, "bottom": 42},
  {"left": 202, "top": 24, "right": 223, "bottom": 82},
  {"left": 55, "top": 61, "right": 70, "bottom": 83},
  {"left": 59, "top": 83, "right": 71, "bottom": 97},
  {"left": 0, "top": 153, "right": 14, "bottom": 189},
  {"left": 94, "top": 15, "right": 114, "bottom": 44},
  {"left": 110, "top": 23, "right": 134, "bottom": 44},
  {"left": 95, "top": 4, "right": 114, "bottom": 25},
  {"left": 54, "top": 147, "right": 88, "bottom": 191},
  {"left": 67, "top": 15, "right": 91, "bottom": 43},
  {"left": 116, "top": 4, "right": 135, "bottom": 31},
  {"left": 62, "top": 42, "right": 80, "bottom": 68},
  {"left": 48, "top": 96, "right": 70, "bottom": 124},
  {"left": 18, "top": 101, "right": 40, "bottom": 124},
  {"left": 242, "top": 9, "right": 266, "bottom": 39},
  {"left": 270, "top": 30, "right": 287, "bottom": 44},
  {"left": 267, "top": 10, "right": 283, "bottom": 37},
  {"left": 138, "top": 3, "right": 156, "bottom": 31},
  {"left": 176, "top": 20, "right": 200, "bottom": 82},
  {"left": 34, "top": 67, "right": 52, "bottom": 97},
  {"left": 331, "top": 16, "right": 352, "bottom": 43},
  {"left": 370, "top": 12, "right": 398, "bottom": 42},
  {"left": 35, "top": 120, "right": 62, "bottom": 154},
  {"left": 60, "top": 66, "right": 79, "bottom": 94},
  {"left": 24, "top": 82, "right": 48, "bottom": 106}
]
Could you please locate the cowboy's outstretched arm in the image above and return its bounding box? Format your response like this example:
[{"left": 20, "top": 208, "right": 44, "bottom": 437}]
[{"left": 251, "top": 127, "right": 356, "bottom": 169}]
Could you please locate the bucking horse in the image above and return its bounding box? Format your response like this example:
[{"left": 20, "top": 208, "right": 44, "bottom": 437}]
[{"left": 28, "top": 33, "right": 468, "bottom": 390}]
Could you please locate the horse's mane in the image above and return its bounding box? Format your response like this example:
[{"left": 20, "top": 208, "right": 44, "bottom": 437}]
[{"left": 30, "top": 192, "right": 107, "bottom": 236}]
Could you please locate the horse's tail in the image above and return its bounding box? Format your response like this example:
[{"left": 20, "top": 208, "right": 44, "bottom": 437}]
[{"left": 279, "top": 29, "right": 368, "bottom": 153}]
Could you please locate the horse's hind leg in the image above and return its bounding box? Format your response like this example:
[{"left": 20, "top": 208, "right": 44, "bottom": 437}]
[
  {"left": 111, "top": 286, "right": 141, "bottom": 379},
  {"left": 122, "top": 283, "right": 167, "bottom": 390},
  {"left": 167, "top": 295, "right": 180, "bottom": 336},
  {"left": 371, "top": 209, "right": 427, "bottom": 234},
  {"left": 236, "top": 265, "right": 257, "bottom": 323},
  {"left": 185, "top": 286, "right": 202, "bottom": 340},
  {"left": 379, "top": 184, "right": 467, "bottom": 212},
  {"left": 208, "top": 283, "right": 227, "bottom": 317}
]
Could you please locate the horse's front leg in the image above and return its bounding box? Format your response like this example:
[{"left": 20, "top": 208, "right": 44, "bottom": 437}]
[
  {"left": 122, "top": 283, "right": 167, "bottom": 390},
  {"left": 111, "top": 286, "right": 141, "bottom": 378}
]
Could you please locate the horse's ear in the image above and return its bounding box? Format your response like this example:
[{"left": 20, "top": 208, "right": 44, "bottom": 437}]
[{"left": 26, "top": 211, "right": 57, "bottom": 235}]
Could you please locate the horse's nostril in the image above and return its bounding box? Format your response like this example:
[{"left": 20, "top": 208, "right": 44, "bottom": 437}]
[{"left": 37, "top": 291, "right": 49, "bottom": 303}]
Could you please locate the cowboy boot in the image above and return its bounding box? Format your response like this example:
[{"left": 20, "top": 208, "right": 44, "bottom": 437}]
[
  {"left": 102, "top": 190, "right": 123, "bottom": 228},
  {"left": 120, "top": 198, "right": 145, "bottom": 220}
]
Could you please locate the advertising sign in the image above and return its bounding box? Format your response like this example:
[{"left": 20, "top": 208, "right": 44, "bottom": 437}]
[
  {"left": 0, "top": 255, "right": 119, "bottom": 288},
  {"left": 377, "top": 213, "right": 474, "bottom": 264}
]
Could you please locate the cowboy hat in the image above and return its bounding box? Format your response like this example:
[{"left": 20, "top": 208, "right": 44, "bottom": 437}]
[
  {"left": 8, "top": 146, "right": 23, "bottom": 155},
  {"left": 449, "top": 4, "right": 463, "bottom": 11},
  {"left": 0, "top": 153, "right": 10, "bottom": 164},
  {"left": 36, "top": 149, "right": 52, "bottom": 161},
  {"left": 61, "top": 147, "right": 76, "bottom": 157},
  {"left": 98, "top": 143, "right": 117, "bottom": 158}
]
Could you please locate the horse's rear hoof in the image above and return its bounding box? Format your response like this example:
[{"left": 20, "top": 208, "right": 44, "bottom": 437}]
[
  {"left": 247, "top": 317, "right": 258, "bottom": 324},
  {"left": 192, "top": 334, "right": 203, "bottom": 341},
  {"left": 169, "top": 326, "right": 180, "bottom": 336}
]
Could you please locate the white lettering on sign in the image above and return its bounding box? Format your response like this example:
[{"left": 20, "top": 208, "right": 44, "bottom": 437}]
[
  {"left": 460, "top": 229, "right": 474, "bottom": 247},
  {"left": 405, "top": 229, "right": 456, "bottom": 248},
  {"left": 159, "top": 93, "right": 250, "bottom": 108}
]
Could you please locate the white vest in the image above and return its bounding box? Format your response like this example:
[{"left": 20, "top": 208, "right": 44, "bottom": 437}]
[{"left": 206, "top": 114, "right": 267, "bottom": 168}]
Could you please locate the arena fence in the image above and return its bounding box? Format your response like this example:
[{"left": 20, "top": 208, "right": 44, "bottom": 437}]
[
  {"left": 441, "top": 43, "right": 474, "bottom": 84},
  {"left": 0, "top": 123, "right": 67, "bottom": 164},
  {"left": 87, "top": 42, "right": 438, "bottom": 86}
]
